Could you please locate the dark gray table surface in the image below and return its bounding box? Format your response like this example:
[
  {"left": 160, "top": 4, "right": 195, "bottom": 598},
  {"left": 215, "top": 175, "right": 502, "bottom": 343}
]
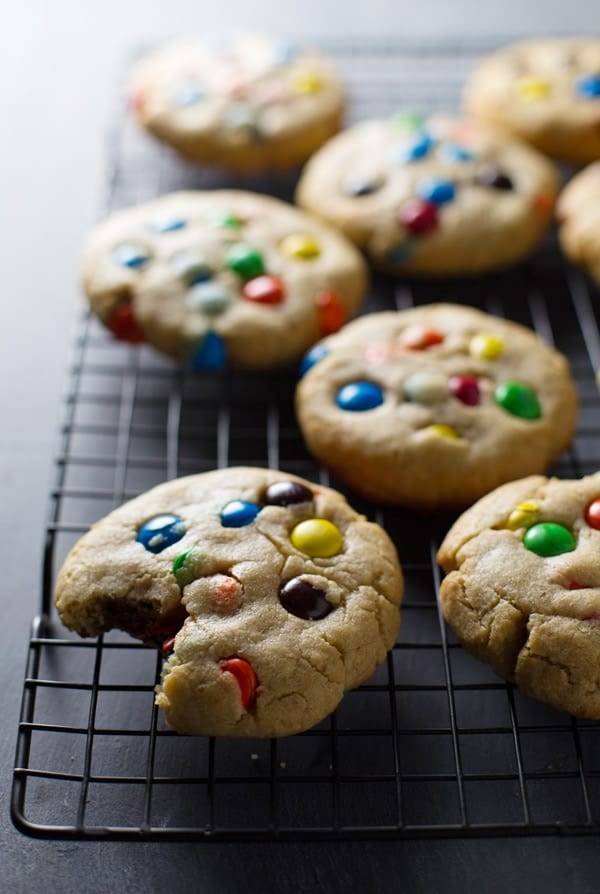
[{"left": 2, "top": 3, "right": 600, "bottom": 891}]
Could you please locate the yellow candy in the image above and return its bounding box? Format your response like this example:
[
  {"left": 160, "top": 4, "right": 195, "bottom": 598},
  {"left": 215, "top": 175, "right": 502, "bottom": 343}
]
[
  {"left": 290, "top": 518, "right": 343, "bottom": 558},
  {"left": 506, "top": 501, "right": 540, "bottom": 530},
  {"left": 517, "top": 77, "right": 551, "bottom": 101},
  {"left": 290, "top": 71, "right": 323, "bottom": 94},
  {"left": 427, "top": 423, "right": 461, "bottom": 440},
  {"left": 280, "top": 233, "right": 321, "bottom": 260},
  {"left": 469, "top": 332, "right": 504, "bottom": 361}
]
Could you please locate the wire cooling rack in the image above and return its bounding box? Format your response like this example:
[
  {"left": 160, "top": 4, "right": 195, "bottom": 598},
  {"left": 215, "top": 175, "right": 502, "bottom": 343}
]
[{"left": 12, "top": 38, "right": 600, "bottom": 841}]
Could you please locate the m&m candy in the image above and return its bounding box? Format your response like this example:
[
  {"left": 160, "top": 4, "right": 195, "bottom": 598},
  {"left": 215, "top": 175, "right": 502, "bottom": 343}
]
[
  {"left": 401, "top": 325, "right": 444, "bottom": 351},
  {"left": 517, "top": 77, "right": 552, "bottom": 100},
  {"left": 191, "top": 331, "right": 227, "bottom": 370},
  {"left": 220, "top": 657, "right": 258, "bottom": 708},
  {"left": 469, "top": 333, "right": 504, "bottom": 361},
  {"left": 316, "top": 291, "right": 345, "bottom": 335},
  {"left": 418, "top": 178, "right": 456, "bottom": 205},
  {"left": 442, "top": 144, "right": 474, "bottom": 163},
  {"left": 187, "top": 281, "right": 231, "bottom": 315},
  {"left": 426, "top": 423, "right": 461, "bottom": 440},
  {"left": 477, "top": 166, "right": 513, "bottom": 191},
  {"left": 585, "top": 499, "right": 600, "bottom": 530},
  {"left": 523, "top": 522, "right": 576, "bottom": 557},
  {"left": 264, "top": 481, "right": 313, "bottom": 506},
  {"left": 299, "top": 343, "right": 328, "bottom": 376},
  {"left": 280, "top": 233, "right": 321, "bottom": 260},
  {"left": 506, "top": 501, "right": 540, "bottom": 531},
  {"left": 242, "top": 275, "right": 285, "bottom": 305},
  {"left": 495, "top": 382, "right": 541, "bottom": 420},
  {"left": 336, "top": 381, "right": 384, "bottom": 411},
  {"left": 137, "top": 515, "right": 186, "bottom": 554},
  {"left": 449, "top": 375, "right": 481, "bottom": 406},
  {"left": 226, "top": 244, "right": 265, "bottom": 280},
  {"left": 290, "top": 518, "right": 343, "bottom": 558},
  {"left": 403, "top": 371, "right": 447, "bottom": 404},
  {"left": 398, "top": 198, "right": 439, "bottom": 236},
  {"left": 170, "top": 251, "right": 212, "bottom": 285},
  {"left": 575, "top": 74, "right": 600, "bottom": 98},
  {"left": 150, "top": 215, "right": 187, "bottom": 233},
  {"left": 279, "top": 577, "right": 332, "bottom": 620},
  {"left": 106, "top": 303, "right": 145, "bottom": 343},
  {"left": 112, "top": 243, "right": 152, "bottom": 269},
  {"left": 394, "top": 132, "right": 435, "bottom": 163},
  {"left": 220, "top": 500, "right": 261, "bottom": 528}
]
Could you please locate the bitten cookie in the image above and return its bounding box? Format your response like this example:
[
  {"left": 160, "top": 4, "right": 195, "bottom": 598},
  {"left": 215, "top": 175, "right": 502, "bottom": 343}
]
[
  {"left": 464, "top": 38, "right": 600, "bottom": 165},
  {"left": 295, "top": 113, "right": 557, "bottom": 275},
  {"left": 130, "top": 35, "right": 344, "bottom": 172},
  {"left": 81, "top": 190, "right": 366, "bottom": 369},
  {"left": 296, "top": 304, "right": 578, "bottom": 508},
  {"left": 438, "top": 473, "right": 600, "bottom": 719},
  {"left": 557, "top": 163, "right": 600, "bottom": 285},
  {"left": 55, "top": 467, "right": 403, "bottom": 737}
]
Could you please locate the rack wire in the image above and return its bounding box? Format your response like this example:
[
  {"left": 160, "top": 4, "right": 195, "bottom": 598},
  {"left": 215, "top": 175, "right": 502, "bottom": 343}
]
[{"left": 11, "top": 38, "right": 600, "bottom": 841}]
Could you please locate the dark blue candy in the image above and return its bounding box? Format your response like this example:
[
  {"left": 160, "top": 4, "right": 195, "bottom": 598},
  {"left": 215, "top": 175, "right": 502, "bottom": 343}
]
[
  {"left": 191, "top": 331, "right": 227, "bottom": 370},
  {"left": 137, "top": 514, "right": 185, "bottom": 553},
  {"left": 220, "top": 500, "right": 261, "bottom": 528},
  {"left": 385, "top": 242, "right": 413, "bottom": 264},
  {"left": 299, "top": 343, "right": 329, "bottom": 376},
  {"left": 172, "top": 84, "right": 204, "bottom": 107},
  {"left": 336, "top": 381, "right": 384, "bottom": 412},
  {"left": 112, "top": 243, "right": 151, "bottom": 269},
  {"left": 576, "top": 74, "right": 600, "bottom": 98},
  {"left": 442, "top": 143, "right": 474, "bottom": 163},
  {"left": 418, "top": 178, "right": 456, "bottom": 205},
  {"left": 395, "top": 132, "right": 435, "bottom": 163},
  {"left": 151, "top": 216, "right": 187, "bottom": 233}
]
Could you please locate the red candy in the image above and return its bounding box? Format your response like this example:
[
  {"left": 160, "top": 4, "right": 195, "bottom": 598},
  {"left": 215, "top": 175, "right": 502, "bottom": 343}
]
[
  {"left": 585, "top": 499, "right": 600, "bottom": 530},
  {"left": 401, "top": 325, "right": 444, "bottom": 351},
  {"left": 316, "top": 290, "right": 345, "bottom": 335},
  {"left": 220, "top": 657, "right": 258, "bottom": 708},
  {"left": 242, "top": 275, "right": 285, "bottom": 305},
  {"left": 398, "top": 199, "right": 439, "bottom": 236},
  {"left": 449, "top": 375, "right": 481, "bottom": 406},
  {"left": 106, "top": 303, "right": 145, "bottom": 343},
  {"left": 567, "top": 580, "right": 585, "bottom": 590},
  {"left": 161, "top": 636, "right": 176, "bottom": 656}
]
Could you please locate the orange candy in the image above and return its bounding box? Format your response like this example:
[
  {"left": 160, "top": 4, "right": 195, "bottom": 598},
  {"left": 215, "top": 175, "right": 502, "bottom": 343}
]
[
  {"left": 401, "top": 324, "right": 444, "bottom": 351},
  {"left": 220, "top": 657, "right": 258, "bottom": 708}
]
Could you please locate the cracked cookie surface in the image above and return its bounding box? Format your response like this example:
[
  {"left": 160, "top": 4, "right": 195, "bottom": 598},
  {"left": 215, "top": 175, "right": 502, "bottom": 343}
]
[
  {"left": 557, "top": 163, "right": 600, "bottom": 287},
  {"left": 295, "top": 113, "right": 557, "bottom": 275},
  {"left": 464, "top": 38, "right": 600, "bottom": 165},
  {"left": 130, "top": 35, "right": 344, "bottom": 172},
  {"left": 82, "top": 190, "right": 366, "bottom": 369},
  {"left": 55, "top": 467, "right": 402, "bottom": 737},
  {"left": 296, "top": 304, "right": 578, "bottom": 509},
  {"left": 438, "top": 473, "right": 600, "bottom": 718}
]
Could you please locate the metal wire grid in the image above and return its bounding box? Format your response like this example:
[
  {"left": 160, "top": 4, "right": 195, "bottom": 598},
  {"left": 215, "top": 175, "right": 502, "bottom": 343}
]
[{"left": 11, "top": 39, "right": 600, "bottom": 841}]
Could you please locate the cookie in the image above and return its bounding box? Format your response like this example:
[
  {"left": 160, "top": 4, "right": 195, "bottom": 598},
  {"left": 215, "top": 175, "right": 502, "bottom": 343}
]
[
  {"left": 296, "top": 304, "right": 578, "bottom": 509},
  {"left": 438, "top": 473, "right": 600, "bottom": 719},
  {"left": 54, "top": 467, "right": 403, "bottom": 737},
  {"left": 295, "top": 113, "right": 557, "bottom": 275},
  {"left": 130, "top": 35, "right": 344, "bottom": 172},
  {"left": 557, "top": 163, "right": 600, "bottom": 285},
  {"left": 81, "top": 190, "right": 367, "bottom": 369},
  {"left": 464, "top": 38, "right": 600, "bottom": 165}
]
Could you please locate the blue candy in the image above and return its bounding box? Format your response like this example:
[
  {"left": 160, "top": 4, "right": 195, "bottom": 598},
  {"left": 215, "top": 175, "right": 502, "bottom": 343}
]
[
  {"left": 220, "top": 500, "right": 261, "bottom": 528},
  {"left": 299, "top": 343, "right": 329, "bottom": 376},
  {"left": 137, "top": 515, "right": 185, "bottom": 553},
  {"left": 112, "top": 243, "right": 151, "bottom": 269},
  {"left": 336, "top": 381, "right": 384, "bottom": 412},
  {"left": 442, "top": 144, "right": 474, "bottom": 163},
  {"left": 418, "top": 178, "right": 456, "bottom": 205},
  {"left": 394, "top": 132, "right": 435, "bottom": 163},
  {"left": 191, "top": 331, "right": 227, "bottom": 370},
  {"left": 172, "top": 84, "right": 204, "bottom": 107},
  {"left": 151, "top": 216, "right": 187, "bottom": 233},
  {"left": 385, "top": 242, "right": 413, "bottom": 265},
  {"left": 576, "top": 74, "right": 600, "bottom": 98}
]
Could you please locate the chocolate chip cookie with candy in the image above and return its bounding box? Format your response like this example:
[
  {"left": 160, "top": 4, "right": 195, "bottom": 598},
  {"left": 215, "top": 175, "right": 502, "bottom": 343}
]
[
  {"left": 464, "top": 38, "right": 600, "bottom": 165},
  {"left": 295, "top": 112, "right": 558, "bottom": 275},
  {"left": 296, "top": 304, "right": 578, "bottom": 508},
  {"left": 55, "top": 468, "right": 403, "bottom": 737},
  {"left": 438, "top": 473, "right": 600, "bottom": 718},
  {"left": 81, "top": 190, "right": 366, "bottom": 369},
  {"left": 130, "top": 34, "right": 345, "bottom": 172},
  {"left": 557, "top": 162, "right": 600, "bottom": 286}
]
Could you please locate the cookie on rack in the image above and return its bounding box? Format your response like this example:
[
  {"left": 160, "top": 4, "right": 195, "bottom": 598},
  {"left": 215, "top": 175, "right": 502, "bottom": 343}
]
[
  {"left": 54, "top": 467, "right": 403, "bottom": 737},
  {"left": 130, "top": 35, "right": 345, "bottom": 172},
  {"left": 438, "top": 473, "right": 600, "bottom": 719},
  {"left": 464, "top": 38, "right": 600, "bottom": 165},
  {"left": 296, "top": 304, "right": 578, "bottom": 508},
  {"left": 295, "top": 113, "right": 558, "bottom": 275},
  {"left": 557, "top": 162, "right": 600, "bottom": 285},
  {"left": 81, "top": 190, "right": 367, "bottom": 369}
]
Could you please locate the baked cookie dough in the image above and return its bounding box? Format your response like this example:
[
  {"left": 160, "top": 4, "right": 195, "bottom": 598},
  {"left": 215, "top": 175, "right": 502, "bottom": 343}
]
[
  {"left": 130, "top": 35, "right": 344, "bottom": 172},
  {"left": 557, "top": 162, "right": 600, "bottom": 285},
  {"left": 296, "top": 304, "right": 578, "bottom": 508},
  {"left": 82, "top": 190, "right": 366, "bottom": 369},
  {"left": 438, "top": 473, "right": 600, "bottom": 719},
  {"left": 464, "top": 38, "right": 600, "bottom": 165},
  {"left": 295, "top": 113, "right": 558, "bottom": 275},
  {"left": 55, "top": 467, "right": 403, "bottom": 737}
]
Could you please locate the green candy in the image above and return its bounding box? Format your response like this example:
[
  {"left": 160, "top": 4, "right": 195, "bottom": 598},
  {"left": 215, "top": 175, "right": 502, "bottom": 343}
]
[
  {"left": 523, "top": 522, "right": 576, "bottom": 557},
  {"left": 392, "top": 111, "right": 425, "bottom": 131},
  {"left": 226, "top": 244, "right": 265, "bottom": 280},
  {"left": 210, "top": 211, "right": 242, "bottom": 230},
  {"left": 495, "top": 381, "right": 541, "bottom": 420},
  {"left": 172, "top": 548, "right": 202, "bottom": 586}
]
